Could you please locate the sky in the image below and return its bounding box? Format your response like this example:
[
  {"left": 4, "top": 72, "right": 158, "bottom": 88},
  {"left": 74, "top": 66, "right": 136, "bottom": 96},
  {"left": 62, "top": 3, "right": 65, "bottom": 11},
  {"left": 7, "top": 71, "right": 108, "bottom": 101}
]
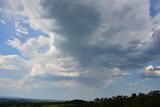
[{"left": 0, "top": 0, "right": 160, "bottom": 100}]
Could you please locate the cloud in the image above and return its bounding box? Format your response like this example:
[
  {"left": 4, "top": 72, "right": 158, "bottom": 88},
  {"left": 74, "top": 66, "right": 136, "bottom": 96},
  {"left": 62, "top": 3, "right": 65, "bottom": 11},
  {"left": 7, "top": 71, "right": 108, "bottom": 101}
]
[
  {"left": 36, "top": 0, "right": 153, "bottom": 70},
  {"left": 0, "top": 64, "right": 18, "bottom": 70},
  {"left": 0, "top": 55, "right": 30, "bottom": 89},
  {"left": 17, "top": 0, "right": 158, "bottom": 70},
  {"left": 5, "top": 33, "right": 83, "bottom": 88},
  {"left": 0, "top": 55, "right": 19, "bottom": 70},
  {"left": 0, "top": 0, "right": 21, "bottom": 20},
  {"left": 139, "top": 65, "right": 160, "bottom": 78},
  {"left": 7, "top": 33, "right": 80, "bottom": 76},
  {"left": 0, "top": 78, "right": 14, "bottom": 88},
  {"left": 0, "top": 55, "right": 29, "bottom": 71},
  {"left": 35, "top": 0, "right": 160, "bottom": 73},
  {"left": 2, "top": 0, "right": 160, "bottom": 90},
  {"left": 19, "top": 0, "right": 56, "bottom": 33},
  {"left": 15, "top": 16, "right": 29, "bottom": 36},
  {"left": 124, "top": 82, "right": 139, "bottom": 91},
  {"left": 5, "top": 31, "right": 130, "bottom": 89},
  {"left": 0, "top": 20, "right": 6, "bottom": 24}
]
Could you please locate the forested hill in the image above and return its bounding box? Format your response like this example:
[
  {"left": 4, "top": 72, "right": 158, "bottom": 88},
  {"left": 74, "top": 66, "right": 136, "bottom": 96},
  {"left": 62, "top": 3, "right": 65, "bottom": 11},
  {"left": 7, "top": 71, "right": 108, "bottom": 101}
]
[{"left": 0, "top": 90, "right": 160, "bottom": 107}]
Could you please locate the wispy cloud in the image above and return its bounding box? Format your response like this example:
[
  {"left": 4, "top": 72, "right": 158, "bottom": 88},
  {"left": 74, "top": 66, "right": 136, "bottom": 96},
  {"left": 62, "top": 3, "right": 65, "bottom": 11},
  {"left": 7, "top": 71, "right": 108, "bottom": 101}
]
[
  {"left": 0, "top": 20, "right": 6, "bottom": 24},
  {"left": 15, "top": 17, "right": 28, "bottom": 36}
]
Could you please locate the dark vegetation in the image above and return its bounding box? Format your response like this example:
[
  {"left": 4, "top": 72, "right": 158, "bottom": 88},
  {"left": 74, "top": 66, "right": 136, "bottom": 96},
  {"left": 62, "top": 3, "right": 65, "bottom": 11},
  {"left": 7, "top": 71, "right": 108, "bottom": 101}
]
[{"left": 0, "top": 90, "right": 160, "bottom": 107}]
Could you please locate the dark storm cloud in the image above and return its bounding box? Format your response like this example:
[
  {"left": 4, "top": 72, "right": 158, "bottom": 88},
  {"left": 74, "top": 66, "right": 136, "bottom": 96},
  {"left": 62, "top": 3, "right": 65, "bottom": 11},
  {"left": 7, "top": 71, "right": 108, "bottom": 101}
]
[
  {"left": 40, "top": 0, "right": 102, "bottom": 65},
  {"left": 42, "top": 0, "right": 101, "bottom": 63},
  {"left": 41, "top": 0, "right": 101, "bottom": 36},
  {"left": 38, "top": 0, "right": 160, "bottom": 71}
]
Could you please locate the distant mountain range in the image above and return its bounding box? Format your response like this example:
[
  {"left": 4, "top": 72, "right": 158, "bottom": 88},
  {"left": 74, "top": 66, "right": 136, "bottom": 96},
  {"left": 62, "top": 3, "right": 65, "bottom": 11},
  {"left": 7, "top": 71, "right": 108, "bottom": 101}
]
[{"left": 0, "top": 97, "right": 61, "bottom": 103}]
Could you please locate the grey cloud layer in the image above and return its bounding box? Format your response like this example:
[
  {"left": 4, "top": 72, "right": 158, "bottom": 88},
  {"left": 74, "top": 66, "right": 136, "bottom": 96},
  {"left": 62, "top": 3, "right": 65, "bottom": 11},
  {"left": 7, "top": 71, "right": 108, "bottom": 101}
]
[{"left": 39, "top": 0, "right": 154, "bottom": 70}]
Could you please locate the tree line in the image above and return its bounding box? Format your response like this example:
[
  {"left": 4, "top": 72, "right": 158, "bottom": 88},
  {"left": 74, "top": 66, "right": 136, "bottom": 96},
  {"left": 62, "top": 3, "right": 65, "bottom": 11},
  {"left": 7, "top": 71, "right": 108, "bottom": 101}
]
[{"left": 0, "top": 90, "right": 160, "bottom": 107}]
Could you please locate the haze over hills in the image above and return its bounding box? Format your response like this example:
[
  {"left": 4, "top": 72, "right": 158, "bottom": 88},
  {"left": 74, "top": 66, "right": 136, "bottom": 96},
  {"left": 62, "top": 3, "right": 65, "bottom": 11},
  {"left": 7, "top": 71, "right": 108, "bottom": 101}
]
[{"left": 0, "top": 97, "right": 62, "bottom": 103}]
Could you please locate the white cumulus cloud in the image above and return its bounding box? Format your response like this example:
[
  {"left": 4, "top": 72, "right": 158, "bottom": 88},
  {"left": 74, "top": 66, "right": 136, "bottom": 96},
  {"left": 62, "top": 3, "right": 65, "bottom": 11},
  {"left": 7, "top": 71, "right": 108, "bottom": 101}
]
[{"left": 139, "top": 65, "right": 160, "bottom": 78}]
